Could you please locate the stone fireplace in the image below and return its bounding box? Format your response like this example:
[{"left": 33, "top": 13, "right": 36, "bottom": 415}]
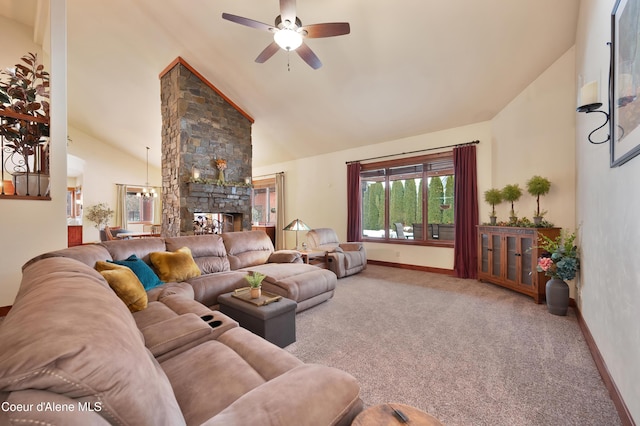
[{"left": 160, "top": 58, "right": 254, "bottom": 236}]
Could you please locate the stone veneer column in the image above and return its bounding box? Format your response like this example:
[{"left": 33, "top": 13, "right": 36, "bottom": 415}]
[{"left": 160, "top": 58, "right": 253, "bottom": 236}]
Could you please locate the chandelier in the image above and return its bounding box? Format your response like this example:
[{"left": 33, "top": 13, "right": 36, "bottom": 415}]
[{"left": 137, "top": 146, "right": 157, "bottom": 198}]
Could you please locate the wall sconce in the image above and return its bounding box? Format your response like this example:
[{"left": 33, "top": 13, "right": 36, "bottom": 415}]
[
  {"left": 577, "top": 80, "right": 610, "bottom": 145},
  {"left": 192, "top": 166, "right": 201, "bottom": 180}
]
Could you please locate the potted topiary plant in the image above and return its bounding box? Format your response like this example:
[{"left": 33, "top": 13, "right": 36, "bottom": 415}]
[
  {"left": 501, "top": 184, "right": 523, "bottom": 223},
  {"left": 483, "top": 188, "right": 503, "bottom": 225},
  {"left": 245, "top": 271, "right": 267, "bottom": 299},
  {"left": 0, "top": 52, "right": 50, "bottom": 196},
  {"left": 526, "top": 175, "right": 551, "bottom": 226}
]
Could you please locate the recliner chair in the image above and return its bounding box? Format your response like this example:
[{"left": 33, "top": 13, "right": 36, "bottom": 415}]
[{"left": 306, "top": 228, "right": 367, "bottom": 278}]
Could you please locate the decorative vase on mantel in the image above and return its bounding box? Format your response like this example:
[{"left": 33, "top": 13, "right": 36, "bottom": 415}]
[
  {"left": 545, "top": 278, "right": 569, "bottom": 316},
  {"left": 217, "top": 169, "right": 225, "bottom": 185}
]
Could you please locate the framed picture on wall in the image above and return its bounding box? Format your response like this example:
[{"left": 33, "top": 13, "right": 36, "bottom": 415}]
[{"left": 610, "top": 0, "right": 640, "bottom": 166}]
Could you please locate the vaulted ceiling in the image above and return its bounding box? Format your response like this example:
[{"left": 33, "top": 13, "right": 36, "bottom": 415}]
[{"left": 1, "top": 0, "right": 580, "bottom": 168}]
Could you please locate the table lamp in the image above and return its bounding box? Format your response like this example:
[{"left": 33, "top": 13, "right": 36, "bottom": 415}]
[{"left": 283, "top": 218, "right": 310, "bottom": 250}]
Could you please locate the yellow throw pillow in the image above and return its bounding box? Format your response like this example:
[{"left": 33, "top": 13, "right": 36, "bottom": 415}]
[
  {"left": 95, "top": 261, "right": 148, "bottom": 312},
  {"left": 150, "top": 247, "right": 201, "bottom": 283}
]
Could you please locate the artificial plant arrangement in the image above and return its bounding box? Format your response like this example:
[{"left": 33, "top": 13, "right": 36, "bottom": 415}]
[
  {"left": 501, "top": 184, "right": 523, "bottom": 223},
  {"left": 483, "top": 188, "right": 503, "bottom": 225},
  {"left": 526, "top": 175, "right": 551, "bottom": 225},
  {"left": 536, "top": 230, "right": 579, "bottom": 281},
  {"left": 245, "top": 271, "right": 267, "bottom": 299},
  {"left": 0, "top": 52, "right": 50, "bottom": 175},
  {"left": 85, "top": 203, "right": 114, "bottom": 229}
]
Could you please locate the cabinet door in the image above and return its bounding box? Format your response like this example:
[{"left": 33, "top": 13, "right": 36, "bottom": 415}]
[
  {"left": 504, "top": 234, "right": 535, "bottom": 289},
  {"left": 505, "top": 235, "right": 518, "bottom": 283},
  {"left": 490, "top": 234, "right": 502, "bottom": 279},
  {"left": 479, "top": 232, "right": 490, "bottom": 274},
  {"left": 519, "top": 236, "right": 534, "bottom": 287}
]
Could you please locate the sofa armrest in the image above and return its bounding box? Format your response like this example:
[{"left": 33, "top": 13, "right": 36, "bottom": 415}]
[
  {"left": 201, "top": 364, "right": 362, "bottom": 426},
  {"left": 140, "top": 313, "right": 213, "bottom": 359},
  {"left": 268, "top": 250, "right": 303, "bottom": 264},
  {"left": 339, "top": 243, "right": 363, "bottom": 252}
]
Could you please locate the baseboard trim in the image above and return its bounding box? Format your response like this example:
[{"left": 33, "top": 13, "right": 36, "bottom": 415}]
[
  {"left": 367, "top": 260, "right": 455, "bottom": 276},
  {"left": 0, "top": 305, "right": 11, "bottom": 317},
  {"left": 575, "top": 307, "right": 635, "bottom": 426}
]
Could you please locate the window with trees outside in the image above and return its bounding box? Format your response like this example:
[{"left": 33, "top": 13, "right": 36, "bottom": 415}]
[
  {"left": 126, "top": 186, "right": 158, "bottom": 223},
  {"left": 360, "top": 151, "right": 455, "bottom": 245}
]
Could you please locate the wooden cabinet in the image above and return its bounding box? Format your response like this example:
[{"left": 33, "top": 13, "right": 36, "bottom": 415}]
[
  {"left": 67, "top": 225, "right": 83, "bottom": 247},
  {"left": 477, "top": 226, "right": 560, "bottom": 303},
  {"left": 252, "top": 225, "right": 276, "bottom": 247}
]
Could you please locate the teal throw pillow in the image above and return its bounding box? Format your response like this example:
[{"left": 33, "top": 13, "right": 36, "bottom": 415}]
[{"left": 108, "top": 254, "right": 163, "bottom": 291}]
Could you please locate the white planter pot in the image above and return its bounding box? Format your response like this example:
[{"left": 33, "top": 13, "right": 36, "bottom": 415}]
[{"left": 13, "top": 173, "right": 50, "bottom": 196}]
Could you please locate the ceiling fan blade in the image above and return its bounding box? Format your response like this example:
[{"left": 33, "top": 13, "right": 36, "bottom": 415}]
[
  {"left": 255, "top": 42, "right": 281, "bottom": 63},
  {"left": 279, "top": 0, "right": 297, "bottom": 24},
  {"left": 222, "top": 13, "right": 274, "bottom": 32},
  {"left": 296, "top": 43, "right": 322, "bottom": 69},
  {"left": 302, "top": 22, "right": 351, "bottom": 38}
]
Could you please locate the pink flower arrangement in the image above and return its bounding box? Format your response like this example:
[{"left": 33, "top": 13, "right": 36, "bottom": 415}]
[
  {"left": 537, "top": 257, "right": 554, "bottom": 272},
  {"left": 215, "top": 158, "right": 227, "bottom": 170}
]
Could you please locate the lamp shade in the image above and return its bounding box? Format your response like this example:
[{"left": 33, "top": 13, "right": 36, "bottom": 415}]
[{"left": 283, "top": 218, "right": 310, "bottom": 231}]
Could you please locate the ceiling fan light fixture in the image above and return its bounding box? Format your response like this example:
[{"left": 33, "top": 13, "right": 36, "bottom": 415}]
[{"left": 274, "top": 28, "right": 303, "bottom": 51}]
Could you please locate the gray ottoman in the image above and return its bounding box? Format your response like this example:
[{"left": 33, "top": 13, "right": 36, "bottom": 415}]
[{"left": 218, "top": 292, "right": 297, "bottom": 348}]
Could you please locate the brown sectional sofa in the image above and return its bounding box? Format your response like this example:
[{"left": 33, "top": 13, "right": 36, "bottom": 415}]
[{"left": 0, "top": 231, "right": 362, "bottom": 425}]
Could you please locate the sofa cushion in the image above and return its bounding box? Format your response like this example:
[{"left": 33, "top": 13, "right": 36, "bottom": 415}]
[
  {"left": 101, "top": 237, "right": 167, "bottom": 264},
  {"left": 162, "top": 327, "right": 303, "bottom": 425},
  {"left": 0, "top": 257, "right": 185, "bottom": 426},
  {"left": 150, "top": 247, "right": 202, "bottom": 282},
  {"left": 202, "top": 364, "right": 362, "bottom": 426},
  {"left": 22, "top": 243, "right": 113, "bottom": 271},
  {"left": 109, "top": 254, "right": 163, "bottom": 290},
  {"left": 166, "top": 235, "right": 231, "bottom": 274},
  {"left": 222, "top": 231, "right": 274, "bottom": 270},
  {"left": 95, "top": 261, "right": 148, "bottom": 312}
]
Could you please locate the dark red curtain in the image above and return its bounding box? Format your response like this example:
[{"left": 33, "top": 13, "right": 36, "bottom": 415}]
[
  {"left": 347, "top": 162, "right": 362, "bottom": 242},
  {"left": 453, "top": 145, "right": 478, "bottom": 278}
]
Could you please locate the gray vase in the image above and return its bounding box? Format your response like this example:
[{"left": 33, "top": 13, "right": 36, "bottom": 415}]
[{"left": 546, "top": 278, "right": 569, "bottom": 316}]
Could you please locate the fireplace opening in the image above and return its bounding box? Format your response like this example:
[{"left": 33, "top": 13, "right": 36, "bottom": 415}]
[{"left": 193, "top": 213, "right": 243, "bottom": 234}]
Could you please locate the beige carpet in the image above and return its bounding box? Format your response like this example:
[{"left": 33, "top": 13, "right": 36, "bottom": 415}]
[{"left": 286, "top": 265, "right": 621, "bottom": 426}]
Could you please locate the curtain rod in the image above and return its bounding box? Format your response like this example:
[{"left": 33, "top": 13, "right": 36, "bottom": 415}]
[
  {"left": 251, "top": 171, "right": 285, "bottom": 179},
  {"left": 345, "top": 140, "right": 480, "bottom": 164}
]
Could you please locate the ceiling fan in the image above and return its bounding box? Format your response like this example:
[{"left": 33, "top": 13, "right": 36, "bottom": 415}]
[{"left": 222, "top": 0, "right": 350, "bottom": 70}]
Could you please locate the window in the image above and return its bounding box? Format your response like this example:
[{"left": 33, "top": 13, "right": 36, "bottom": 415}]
[
  {"left": 360, "top": 152, "right": 455, "bottom": 245},
  {"left": 251, "top": 178, "right": 276, "bottom": 224},
  {"left": 126, "top": 186, "right": 158, "bottom": 223}
]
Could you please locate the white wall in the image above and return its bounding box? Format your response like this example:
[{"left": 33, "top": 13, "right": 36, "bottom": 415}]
[
  {"left": 254, "top": 48, "right": 576, "bottom": 271},
  {"left": 492, "top": 47, "right": 577, "bottom": 231},
  {"left": 0, "top": 2, "right": 67, "bottom": 306},
  {"left": 576, "top": 0, "right": 640, "bottom": 421}
]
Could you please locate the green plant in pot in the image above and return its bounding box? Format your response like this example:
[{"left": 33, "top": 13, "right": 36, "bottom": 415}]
[
  {"left": 0, "top": 52, "right": 50, "bottom": 196},
  {"left": 526, "top": 175, "right": 551, "bottom": 226},
  {"left": 536, "top": 230, "right": 579, "bottom": 316},
  {"left": 245, "top": 271, "right": 267, "bottom": 299},
  {"left": 483, "top": 188, "right": 502, "bottom": 225},
  {"left": 501, "top": 184, "right": 522, "bottom": 223}
]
